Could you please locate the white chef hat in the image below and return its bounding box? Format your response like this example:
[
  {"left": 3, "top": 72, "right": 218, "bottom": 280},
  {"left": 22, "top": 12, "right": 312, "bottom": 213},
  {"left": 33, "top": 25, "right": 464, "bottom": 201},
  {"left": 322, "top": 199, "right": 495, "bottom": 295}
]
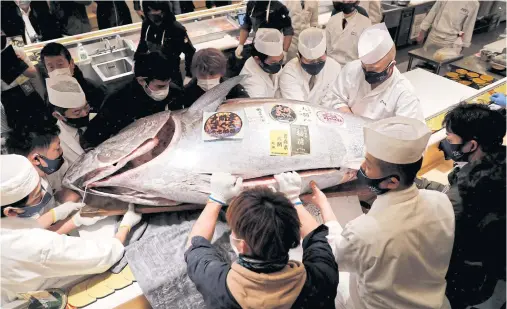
[
  {"left": 1, "top": 154, "right": 40, "bottom": 206},
  {"left": 298, "top": 27, "right": 326, "bottom": 60},
  {"left": 364, "top": 116, "right": 431, "bottom": 164},
  {"left": 46, "top": 75, "right": 86, "bottom": 109},
  {"left": 358, "top": 23, "right": 394, "bottom": 65},
  {"left": 254, "top": 28, "right": 284, "bottom": 57}
]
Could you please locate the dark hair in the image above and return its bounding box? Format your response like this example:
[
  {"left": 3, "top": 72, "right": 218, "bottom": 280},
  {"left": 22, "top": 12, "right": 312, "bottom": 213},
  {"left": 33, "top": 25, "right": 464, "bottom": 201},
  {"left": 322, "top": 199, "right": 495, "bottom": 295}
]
[
  {"left": 226, "top": 187, "right": 301, "bottom": 260},
  {"left": 5, "top": 122, "right": 60, "bottom": 157},
  {"left": 377, "top": 157, "right": 424, "bottom": 188},
  {"left": 1, "top": 195, "right": 29, "bottom": 218},
  {"left": 443, "top": 103, "right": 505, "bottom": 153},
  {"left": 191, "top": 48, "right": 227, "bottom": 78},
  {"left": 134, "top": 52, "right": 173, "bottom": 83},
  {"left": 251, "top": 45, "right": 269, "bottom": 62},
  {"left": 41, "top": 42, "right": 72, "bottom": 65},
  {"left": 142, "top": 0, "right": 176, "bottom": 22}
]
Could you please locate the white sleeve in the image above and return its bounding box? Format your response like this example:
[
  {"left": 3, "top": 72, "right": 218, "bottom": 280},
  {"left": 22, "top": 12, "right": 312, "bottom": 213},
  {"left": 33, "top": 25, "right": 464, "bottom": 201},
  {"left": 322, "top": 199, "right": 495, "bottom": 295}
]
[
  {"left": 461, "top": 2, "right": 479, "bottom": 48},
  {"left": 240, "top": 76, "right": 269, "bottom": 98},
  {"left": 320, "top": 67, "right": 349, "bottom": 109},
  {"left": 325, "top": 220, "right": 374, "bottom": 274},
  {"left": 39, "top": 230, "right": 125, "bottom": 278},
  {"left": 395, "top": 91, "right": 425, "bottom": 123},
  {"left": 369, "top": 0, "right": 382, "bottom": 24},
  {"left": 279, "top": 66, "right": 305, "bottom": 101},
  {"left": 420, "top": 2, "right": 441, "bottom": 32},
  {"left": 14, "top": 47, "right": 33, "bottom": 67}
]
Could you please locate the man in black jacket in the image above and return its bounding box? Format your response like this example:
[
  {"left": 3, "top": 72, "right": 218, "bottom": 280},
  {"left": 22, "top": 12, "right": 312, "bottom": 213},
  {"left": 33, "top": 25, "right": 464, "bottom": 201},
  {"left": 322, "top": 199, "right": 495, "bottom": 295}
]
[
  {"left": 95, "top": 1, "right": 132, "bottom": 30},
  {"left": 41, "top": 42, "right": 106, "bottom": 113},
  {"left": 81, "top": 52, "right": 183, "bottom": 148},
  {"left": 1, "top": 1, "right": 61, "bottom": 44},
  {"left": 186, "top": 172, "right": 338, "bottom": 309},
  {"left": 417, "top": 104, "right": 506, "bottom": 309},
  {"left": 49, "top": 1, "right": 92, "bottom": 36}
]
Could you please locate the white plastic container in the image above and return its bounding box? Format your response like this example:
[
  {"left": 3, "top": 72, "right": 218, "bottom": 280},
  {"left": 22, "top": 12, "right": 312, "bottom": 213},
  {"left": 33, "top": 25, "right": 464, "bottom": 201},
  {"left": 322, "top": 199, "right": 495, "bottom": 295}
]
[{"left": 77, "top": 43, "right": 89, "bottom": 61}]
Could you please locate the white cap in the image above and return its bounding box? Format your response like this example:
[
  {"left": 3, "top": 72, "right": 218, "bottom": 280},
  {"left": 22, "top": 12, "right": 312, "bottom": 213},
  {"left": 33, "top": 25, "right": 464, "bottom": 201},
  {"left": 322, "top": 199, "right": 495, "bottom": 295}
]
[
  {"left": 254, "top": 28, "right": 284, "bottom": 57},
  {"left": 46, "top": 75, "right": 86, "bottom": 109},
  {"left": 1, "top": 155, "right": 40, "bottom": 206},
  {"left": 358, "top": 23, "right": 394, "bottom": 65},
  {"left": 364, "top": 116, "right": 431, "bottom": 164},
  {"left": 298, "top": 27, "right": 326, "bottom": 60}
]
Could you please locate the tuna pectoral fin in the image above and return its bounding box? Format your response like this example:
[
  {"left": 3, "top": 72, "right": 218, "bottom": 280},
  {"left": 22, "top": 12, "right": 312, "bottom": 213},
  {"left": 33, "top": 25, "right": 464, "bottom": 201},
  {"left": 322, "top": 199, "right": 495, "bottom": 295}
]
[{"left": 188, "top": 75, "right": 247, "bottom": 113}]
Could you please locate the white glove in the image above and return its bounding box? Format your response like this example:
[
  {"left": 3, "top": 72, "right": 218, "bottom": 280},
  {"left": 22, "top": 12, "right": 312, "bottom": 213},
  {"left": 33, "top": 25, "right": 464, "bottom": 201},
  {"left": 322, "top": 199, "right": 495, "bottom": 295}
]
[
  {"left": 274, "top": 172, "right": 302, "bottom": 205},
  {"left": 209, "top": 172, "right": 243, "bottom": 205},
  {"left": 50, "top": 202, "right": 85, "bottom": 223},
  {"left": 72, "top": 212, "right": 107, "bottom": 227},
  {"left": 235, "top": 45, "right": 244, "bottom": 59},
  {"left": 184, "top": 76, "right": 192, "bottom": 85},
  {"left": 119, "top": 204, "right": 142, "bottom": 231}
]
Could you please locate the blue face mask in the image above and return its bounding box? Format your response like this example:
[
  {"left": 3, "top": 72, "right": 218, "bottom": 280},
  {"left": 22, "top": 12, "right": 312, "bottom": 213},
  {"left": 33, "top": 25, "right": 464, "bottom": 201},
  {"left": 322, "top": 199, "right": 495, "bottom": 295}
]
[
  {"left": 35, "top": 154, "right": 64, "bottom": 175},
  {"left": 17, "top": 189, "right": 52, "bottom": 218}
]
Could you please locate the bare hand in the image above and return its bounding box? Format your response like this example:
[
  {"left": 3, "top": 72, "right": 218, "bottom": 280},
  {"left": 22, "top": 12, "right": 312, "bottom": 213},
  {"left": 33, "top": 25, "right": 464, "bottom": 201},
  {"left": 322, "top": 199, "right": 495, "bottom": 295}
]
[
  {"left": 136, "top": 10, "right": 145, "bottom": 18},
  {"left": 417, "top": 31, "right": 425, "bottom": 45},
  {"left": 310, "top": 181, "right": 329, "bottom": 209}
]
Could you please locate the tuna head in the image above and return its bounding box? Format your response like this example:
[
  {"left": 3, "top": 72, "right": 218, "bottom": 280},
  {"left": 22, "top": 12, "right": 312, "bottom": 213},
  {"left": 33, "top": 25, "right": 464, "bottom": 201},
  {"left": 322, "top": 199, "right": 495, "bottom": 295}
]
[{"left": 63, "top": 76, "right": 249, "bottom": 205}]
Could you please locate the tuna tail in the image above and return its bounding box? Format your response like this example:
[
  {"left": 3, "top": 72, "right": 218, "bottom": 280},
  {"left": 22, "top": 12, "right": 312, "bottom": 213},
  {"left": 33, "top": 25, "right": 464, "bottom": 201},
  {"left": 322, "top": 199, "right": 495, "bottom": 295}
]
[{"left": 188, "top": 75, "right": 247, "bottom": 113}]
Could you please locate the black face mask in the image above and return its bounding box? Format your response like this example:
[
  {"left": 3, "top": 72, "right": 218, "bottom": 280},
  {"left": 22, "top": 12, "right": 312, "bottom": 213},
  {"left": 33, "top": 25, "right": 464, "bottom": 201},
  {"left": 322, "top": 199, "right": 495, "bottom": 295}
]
[
  {"left": 36, "top": 154, "right": 65, "bottom": 175},
  {"left": 148, "top": 13, "right": 164, "bottom": 25},
  {"left": 356, "top": 168, "right": 399, "bottom": 195},
  {"left": 363, "top": 61, "right": 394, "bottom": 85},
  {"left": 439, "top": 139, "right": 472, "bottom": 162},
  {"left": 65, "top": 115, "right": 89, "bottom": 128},
  {"left": 1, "top": 35, "right": 7, "bottom": 50},
  {"left": 259, "top": 59, "right": 283, "bottom": 74},
  {"left": 301, "top": 60, "right": 326, "bottom": 76},
  {"left": 333, "top": 1, "right": 357, "bottom": 14}
]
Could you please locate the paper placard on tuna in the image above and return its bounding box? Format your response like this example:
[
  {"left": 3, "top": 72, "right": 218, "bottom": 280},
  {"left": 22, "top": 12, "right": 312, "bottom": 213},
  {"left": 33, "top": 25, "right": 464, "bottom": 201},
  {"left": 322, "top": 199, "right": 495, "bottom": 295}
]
[
  {"left": 270, "top": 130, "right": 290, "bottom": 156},
  {"left": 291, "top": 125, "right": 311, "bottom": 155},
  {"left": 202, "top": 111, "right": 245, "bottom": 141},
  {"left": 244, "top": 106, "right": 269, "bottom": 126}
]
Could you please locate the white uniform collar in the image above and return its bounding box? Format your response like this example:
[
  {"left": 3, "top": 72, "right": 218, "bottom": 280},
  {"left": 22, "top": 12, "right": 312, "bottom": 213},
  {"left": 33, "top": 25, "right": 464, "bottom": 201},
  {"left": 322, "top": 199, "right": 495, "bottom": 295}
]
[{"left": 369, "top": 184, "right": 419, "bottom": 214}]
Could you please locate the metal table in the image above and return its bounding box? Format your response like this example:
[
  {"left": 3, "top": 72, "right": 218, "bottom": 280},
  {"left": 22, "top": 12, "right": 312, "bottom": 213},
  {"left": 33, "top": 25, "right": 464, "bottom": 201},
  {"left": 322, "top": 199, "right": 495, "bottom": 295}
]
[
  {"left": 449, "top": 55, "right": 505, "bottom": 81},
  {"left": 407, "top": 47, "right": 464, "bottom": 75}
]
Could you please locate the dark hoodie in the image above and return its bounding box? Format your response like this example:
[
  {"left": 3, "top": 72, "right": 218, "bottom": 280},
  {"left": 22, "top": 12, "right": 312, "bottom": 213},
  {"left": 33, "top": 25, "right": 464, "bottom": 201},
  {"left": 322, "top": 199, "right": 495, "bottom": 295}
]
[
  {"left": 185, "top": 225, "right": 338, "bottom": 309},
  {"left": 134, "top": 1, "right": 195, "bottom": 87}
]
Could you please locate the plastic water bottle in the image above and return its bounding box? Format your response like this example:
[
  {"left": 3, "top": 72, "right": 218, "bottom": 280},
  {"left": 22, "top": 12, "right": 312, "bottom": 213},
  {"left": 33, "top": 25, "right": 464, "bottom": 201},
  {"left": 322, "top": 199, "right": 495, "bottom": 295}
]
[{"left": 78, "top": 43, "right": 89, "bottom": 61}]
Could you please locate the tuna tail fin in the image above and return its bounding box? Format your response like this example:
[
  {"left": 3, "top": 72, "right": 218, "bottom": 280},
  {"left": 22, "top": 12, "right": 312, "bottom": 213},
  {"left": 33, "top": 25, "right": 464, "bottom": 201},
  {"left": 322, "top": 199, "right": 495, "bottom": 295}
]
[{"left": 188, "top": 75, "right": 247, "bottom": 113}]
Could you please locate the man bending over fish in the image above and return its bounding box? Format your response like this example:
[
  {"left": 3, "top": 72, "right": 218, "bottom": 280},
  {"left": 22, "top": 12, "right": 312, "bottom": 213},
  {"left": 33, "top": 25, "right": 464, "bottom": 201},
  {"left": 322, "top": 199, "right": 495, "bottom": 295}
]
[{"left": 185, "top": 172, "right": 338, "bottom": 308}]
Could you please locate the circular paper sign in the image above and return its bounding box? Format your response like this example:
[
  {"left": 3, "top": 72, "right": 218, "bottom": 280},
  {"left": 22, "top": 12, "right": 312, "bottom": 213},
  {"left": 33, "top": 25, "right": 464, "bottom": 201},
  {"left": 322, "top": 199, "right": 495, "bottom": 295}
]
[
  {"left": 204, "top": 112, "right": 243, "bottom": 138},
  {"left": 317, "top": 111, "right": 344, "bottom": 125},
  {"left": 270, "top": 104, "right": 297, "bottom": 123}
]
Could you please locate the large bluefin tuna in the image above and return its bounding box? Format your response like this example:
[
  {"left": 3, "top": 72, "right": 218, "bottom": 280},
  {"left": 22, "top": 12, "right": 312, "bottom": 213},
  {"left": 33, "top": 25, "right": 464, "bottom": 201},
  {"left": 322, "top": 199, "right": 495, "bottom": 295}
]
[{"left": 63, "top": 76, "right": 371, "bottom": 209}]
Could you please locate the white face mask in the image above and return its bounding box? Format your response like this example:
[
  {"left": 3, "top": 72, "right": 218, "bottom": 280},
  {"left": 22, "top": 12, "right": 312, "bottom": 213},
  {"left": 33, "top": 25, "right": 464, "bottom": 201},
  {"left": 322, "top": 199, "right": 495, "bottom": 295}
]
[
  {"left": 48, "top": 67, "right": 72, "bottom": 78},
  {"left": 197, "top": 78, "right": 221, "bottom": 91},
  {"left": 143, "top": 82, "right": 169, "bottom": 101},
  {"left": 230, "top": 234, "right": 241, "bottom": 256}
]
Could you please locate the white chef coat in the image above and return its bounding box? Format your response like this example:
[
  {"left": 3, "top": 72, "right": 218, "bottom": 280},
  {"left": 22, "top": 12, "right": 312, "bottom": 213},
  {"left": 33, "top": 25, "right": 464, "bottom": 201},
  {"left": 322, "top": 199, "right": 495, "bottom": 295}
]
[
  {"left": 420, "top": 0, "right": 479, "bottom": 48},
  {"left": 284, "top": 0, "right": 319, "bottom": 62},
  {"left": 45, "top": 159, "right": 69, "bottom": 193},
  {"left": 322, "top": 60, "right": 425, "bottom": 122},
  {"left": 326, "top": 11, "right": 372, "bottom": 66},
  {"left": 240, "top": 57, "right": 281, "bottom": 98},
  {"left": 359, "top": 0, "right": 382, "bottom": 24},
  {"left": 279, "top": 57, "right": 341, "bottom": 105},
  {"left": 0, "top": 217, "right": 124, "bottom": 304},
  {"left": 57, "top": 120, "right": 85, "bottom": 165},
  {"left": 326, "top": 185, "right": 455, "bottom": 309}
]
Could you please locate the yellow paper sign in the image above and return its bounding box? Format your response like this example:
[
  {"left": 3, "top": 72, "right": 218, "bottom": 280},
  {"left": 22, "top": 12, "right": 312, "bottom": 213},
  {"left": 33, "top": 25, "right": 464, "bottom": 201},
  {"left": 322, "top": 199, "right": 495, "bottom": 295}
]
[{"left": 270, "top": 130, "right": 290, "bottom": 156}]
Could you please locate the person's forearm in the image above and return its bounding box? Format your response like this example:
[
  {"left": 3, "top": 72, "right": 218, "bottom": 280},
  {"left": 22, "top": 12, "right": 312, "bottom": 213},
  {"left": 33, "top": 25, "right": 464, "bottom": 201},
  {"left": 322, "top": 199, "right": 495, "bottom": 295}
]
[
  {"left": 295, "top": 204, "right": 319, "bottom": 238},
  {"left": 23, "top": 66, "right": 37, "bottom": 78},
  {"left": 47, "top": 218, "right": 67, "bottom": 232},
  {"left": 283, "top": 35, "right": 292, "bottom": 52},
  {"left": 339, "top": 106, "right": 353, "bottom": 113},
  {"left": 37, "top": 210, "right": 57, "bottom": 229},
  {"left": 317, "top": 198, "right": 337, "bottom": 223},
  {"left": 238, "top": 29, "right": 249, "bottom": 46},
  {"left": 52, "top": 217, "right": 78, "bottom": 235},
  {"left": 115, "top": 226, "right": 130, "bottom": 244},
  {"left": 186, "top": 201, "right": 222, "bottom": 248}
]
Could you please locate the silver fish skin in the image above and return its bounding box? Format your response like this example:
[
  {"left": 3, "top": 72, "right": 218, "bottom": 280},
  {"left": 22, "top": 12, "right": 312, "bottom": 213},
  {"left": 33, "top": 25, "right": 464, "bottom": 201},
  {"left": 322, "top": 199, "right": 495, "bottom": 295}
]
[{"left": 64, "top": 76, "right": 371, "bottom": 206}]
